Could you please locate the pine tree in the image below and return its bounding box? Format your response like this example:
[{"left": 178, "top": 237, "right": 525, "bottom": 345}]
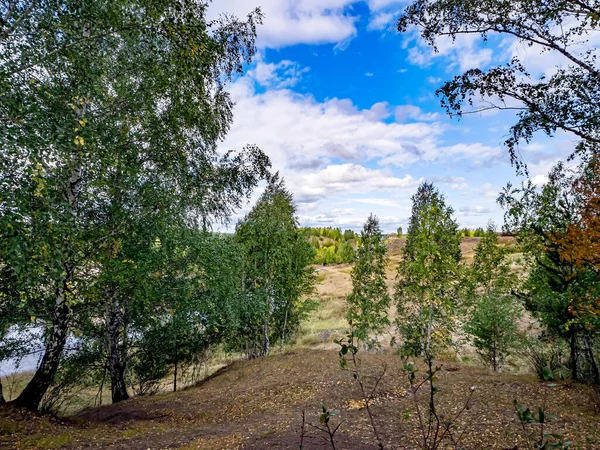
[{"left": 346, "top": 215, "right": 391, "bottom": 348}]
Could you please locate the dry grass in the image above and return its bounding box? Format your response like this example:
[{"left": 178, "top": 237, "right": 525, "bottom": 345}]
[
  {"left": 4, "top": 236, "right": 561, "bottom": 450},
  {"left": 2, "top": 349, "right": 599, "bottom": 449}
]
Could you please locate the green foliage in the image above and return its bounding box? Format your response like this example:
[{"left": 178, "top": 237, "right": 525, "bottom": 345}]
[
  {"left": 303, "top": 227, "right": 357, "bottom": 265},
  {"left": 514, "top": 400, "right": 572, "bottom": 449},
  {"left": 395, "top": 182, "right": 462, "bottom": 357},
  {"left": 464, "top": 223, "right": 522, "bottom": 371},
  {"left": 465, "top": 294, "right": 521, "bottom": 371},
  {"left": 314, "top": 242, "right": 356, "bottom": 265},
  {"left": 500, "top": 163, "right": 600, "bottom": 383},
  {"left": 397, "top": 226, "right": 403, "bottom": 236},
  {"left": 0, "top": 0, "right": 270, "bottom": 409},
  {"left": 345, "top": 215, "right": 390, "bottom": 346},
  {"left": 457, "top": 227, "right": 486, "bottom": 238},
  {"left": 235, "top": 177, "right": 316, "bottom": 356},
  {"left": 520, "top": 337, "right": 570, "bottom": 382},
  {"left": 469, "top": 223, "right": 516, "bottom": 295},
  {"left": 398, "top": 0, "right": 600, "bottom": 171}
]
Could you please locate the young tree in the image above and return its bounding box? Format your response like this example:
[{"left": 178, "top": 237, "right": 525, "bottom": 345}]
[
  {"left": 235, "top": 177, "right": 315, "bottom": 357},
  {"left": 346, "top": 215, "right": 391, "bottom": 348},
  {"left": 465, "top": 294, "right": 521, "bottom": 372},
  {"left": 0, "top": 0, "right": 268, "bottom": 410},
  {"left": 395, "top": 182, "right": 462, "bottom": 357},
  {"left": 466, "top": 223, "right": 521, "bottom": 371},
  {"left": 469, "top": 222, "right": 517, "bottom": 296},
  {"left": 397, "top": 0, "right": 600, "bottom": 171}
]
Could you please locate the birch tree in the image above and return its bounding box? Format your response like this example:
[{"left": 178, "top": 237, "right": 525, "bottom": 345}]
[
  {"left": 0, "top": 0, "right": 268, "bottom": 410},
  {"left": 395, "top": 182, "right": 462, "bottom": 357},
  {"left": 346, "top": 214, "right": 391, "bottom": 348}
]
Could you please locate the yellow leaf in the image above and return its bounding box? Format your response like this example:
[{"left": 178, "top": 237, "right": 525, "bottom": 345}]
[{"left": 74, "top": 136, "right": 84, "bottom": 147}]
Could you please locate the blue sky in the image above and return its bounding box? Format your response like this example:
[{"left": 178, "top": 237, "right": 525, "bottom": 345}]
[{"left": 208, "top": 0, "right": 580, "bottom": 232}]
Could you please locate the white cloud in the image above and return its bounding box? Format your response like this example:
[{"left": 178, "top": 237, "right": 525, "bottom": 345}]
[
  {"left": 224, "top": 75, "right": 452, "bottom": 171},
  {"left": 249, "top": 59, "right": 310, "bottom": 88},
  {"left": 367, "top": 0, "right": 405, "bottom": 10},
  {"left": 429, "top": 176, "right": 469, "bottom": 190},
  {"left": 395, "top": 105, "right": 440, "bottom": 122},
  {"left": 293, "top": 164, "right": 421, "bottom": 203},
  {"left": 459, "top": 205, "right": 494, "bottom": 217},
  {"left": 404, "top": 30, "right": 494, "bottom": 71},
  {"left": 367, "top": 11, "right": 396, "bottom": 31},
  {"left": 219, "top": 59, "right": 525, "bottom": 230},
  {"left": 502, "top": 18, "right": 600, "bottom": 78},
  {"left": 207, "top": 0, "right": 360, "bottom": 48},
  {"left": 529, "top": 174, "right": 550, "bottom": 186},
  {"left": 354, "top": 197, "right": 403, "bottom": 207}
]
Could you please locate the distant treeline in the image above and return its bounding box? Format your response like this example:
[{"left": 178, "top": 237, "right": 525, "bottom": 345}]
[{"left": 300, "top": 227, "right": 358, "bottom": 265}]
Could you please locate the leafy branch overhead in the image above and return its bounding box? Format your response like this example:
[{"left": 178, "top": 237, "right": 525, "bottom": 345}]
[{"left": 398, "top": 0, "right": 600, "bottom": 172}]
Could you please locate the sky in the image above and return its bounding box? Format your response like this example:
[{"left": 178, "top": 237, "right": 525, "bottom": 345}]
[{"left": 207, "top": 0, "right": 582, "bottom": 233}]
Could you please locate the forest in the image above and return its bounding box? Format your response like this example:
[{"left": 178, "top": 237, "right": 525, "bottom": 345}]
[{"left": 1, "top": 0, "right": 599, "bottom": 449}]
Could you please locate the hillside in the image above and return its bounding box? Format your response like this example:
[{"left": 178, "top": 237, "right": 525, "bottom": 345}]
[
  {"left": 3, "top": 236, "right": 598, "bottom": 449},
  {"left": 2, "top": 349, "right": 599, "bottom": 449}
]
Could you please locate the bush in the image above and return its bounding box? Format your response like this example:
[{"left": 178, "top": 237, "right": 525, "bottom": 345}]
[
  {"left": 520, "top": 337, "right": 569, "bottom": 381},
  {"left": 465, "top": 294, "right": 521, "bottom": 371}
]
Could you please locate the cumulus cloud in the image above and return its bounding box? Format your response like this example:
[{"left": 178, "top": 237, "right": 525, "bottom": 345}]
[
  {"left": 291, "top": 164, "right": 421, "bottom": 203},
  {"left": 207, "top": 0, "right": 360, "bottom": 48},
  {"left": 395, "top": 105, "right": 440, "bottom": 122},
  {"left": 367, "top": 11, "right": 396, "bottom": 31},
  {"left": 459, "top": 205, "right": 494, "bottom": 216},
  {"left": 218, "top": 57, "right": 522, "bottom": 230},
  {"left": 224, "top": 75, "right": 453, "bottom": 171},
  {"left": 249, "top": 59, "right": 310, "bottom": 88},
  {"left": 403, "top": 31, "right": 494, "bottom": 72},
  {"left": 429, "top": 176, "right": 469, "bottom": 190}
]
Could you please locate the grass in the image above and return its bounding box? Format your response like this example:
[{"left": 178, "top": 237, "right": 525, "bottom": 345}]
[
  {"left": 21, "top": 433, "right": 74, "bottom": 449},
  {"left": 2, "top": 349, "right": 599, "bottom": 449},
  {"left": 6, "top": 235, "right": 571, "bottom": 449}
]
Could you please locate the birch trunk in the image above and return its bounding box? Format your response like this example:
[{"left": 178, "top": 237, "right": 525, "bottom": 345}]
[
  {"left": 13, "top": 283, "right": 70, "bottom": 410},
  {"left": 107, "top": 292, "right": 129, "bottom": 403},
  {"left": 14, "top": 107, "right": 85, "bottom": 410}
]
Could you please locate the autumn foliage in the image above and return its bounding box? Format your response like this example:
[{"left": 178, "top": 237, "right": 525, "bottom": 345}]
[{"left": 553, "top": 159, "right": 600, "bottom": 321}]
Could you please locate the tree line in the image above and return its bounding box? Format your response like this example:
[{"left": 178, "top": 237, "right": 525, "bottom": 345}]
[{"left": 345, "top": 0, "right": 600, "bottom": 388}]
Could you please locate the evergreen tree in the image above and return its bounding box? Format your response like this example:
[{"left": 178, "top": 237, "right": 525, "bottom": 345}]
[
  {"left": 346, "top": 215, "right": 391, "bottom": 348},
  {"left": 395, "top": 182, "right": 462, "bottom": 357}
]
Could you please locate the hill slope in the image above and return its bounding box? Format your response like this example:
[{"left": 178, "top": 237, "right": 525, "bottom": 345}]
[{"left": 2, "top": 349, "right": 599, "bottom": 449}]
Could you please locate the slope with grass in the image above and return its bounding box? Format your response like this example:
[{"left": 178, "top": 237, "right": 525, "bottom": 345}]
[
  {"left": 6, "top": 236, "right": 587, "bottom": 450},
  {"left": 2, "top": 348, "right": 599, "bottom": 449}
]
